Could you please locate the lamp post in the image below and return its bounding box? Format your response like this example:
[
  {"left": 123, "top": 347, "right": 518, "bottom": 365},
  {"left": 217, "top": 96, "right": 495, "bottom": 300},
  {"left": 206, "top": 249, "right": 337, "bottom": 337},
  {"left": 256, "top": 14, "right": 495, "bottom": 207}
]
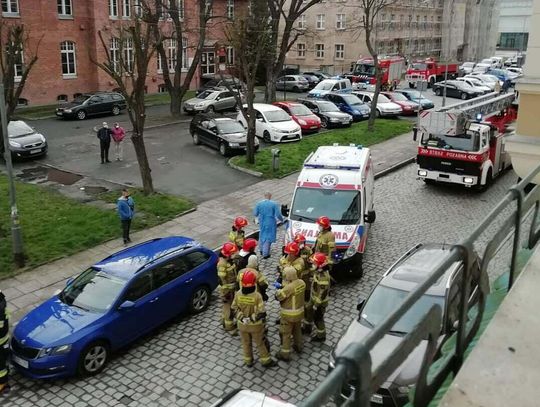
[{"left": 0, "top": 82, "right": 25, "bottom": 267}]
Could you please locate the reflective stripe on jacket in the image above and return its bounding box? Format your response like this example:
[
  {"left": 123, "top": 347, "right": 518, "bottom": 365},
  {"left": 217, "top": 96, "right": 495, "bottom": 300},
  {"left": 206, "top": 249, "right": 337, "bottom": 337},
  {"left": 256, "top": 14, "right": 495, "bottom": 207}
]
[{"left": 276, "top": 279, "right": 306, "bottom": 320}]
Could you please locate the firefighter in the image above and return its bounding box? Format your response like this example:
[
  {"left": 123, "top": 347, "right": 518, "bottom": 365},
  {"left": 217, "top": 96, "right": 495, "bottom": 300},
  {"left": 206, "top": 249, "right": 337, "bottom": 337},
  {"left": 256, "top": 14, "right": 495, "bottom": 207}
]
[
  {"left": 229, "top": 216, "right": 248, "bottom": 249},
  {"left": 234, "top": 238, "right": 258, "bottom": 271},
  {"left": 294, "top": 233, "right": 313, "bottom": 270},
  {"left": 0, "top": 290, "right": 8, "bottom": 395},
  {"left": 218, "top": 242, "right": 239, "bottom": 334},
  {"left": 232, "top": 270, "right": 277, "bottom": 368},
  {"left": 294, "top": 233, "right": 314, "bottom": 330},
  {"left": 277, "top": 242, "right": 306, "bottom": 284},
  {"left": 314, "top": 216, "right": 336, "bottom": 265},
  {"left": 305, "top": 252, "right": 331, "bottom": 342},
  {"left": 237, "top": 261, "right": 269, "bottom": 302},
  {"left": 274, "top": 266, "right": 306, "bottom": 361}
]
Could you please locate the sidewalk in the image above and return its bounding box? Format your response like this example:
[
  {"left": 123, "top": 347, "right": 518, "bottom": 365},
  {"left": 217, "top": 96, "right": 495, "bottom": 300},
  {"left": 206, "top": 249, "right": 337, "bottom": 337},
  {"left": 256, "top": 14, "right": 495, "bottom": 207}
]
[{"left": 0, "top": 131, "right": 416, "bottom": 323}]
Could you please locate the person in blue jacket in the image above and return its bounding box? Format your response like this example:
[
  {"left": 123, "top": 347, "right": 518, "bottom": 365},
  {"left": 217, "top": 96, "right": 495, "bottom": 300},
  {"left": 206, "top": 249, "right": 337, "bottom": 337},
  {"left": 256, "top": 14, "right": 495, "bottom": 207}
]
[
  {"left": 253, "top": 192, "right": 283, "bottom": 259},
  {"left": 117, "top": 189, "right": 135, "bottom": 245}
]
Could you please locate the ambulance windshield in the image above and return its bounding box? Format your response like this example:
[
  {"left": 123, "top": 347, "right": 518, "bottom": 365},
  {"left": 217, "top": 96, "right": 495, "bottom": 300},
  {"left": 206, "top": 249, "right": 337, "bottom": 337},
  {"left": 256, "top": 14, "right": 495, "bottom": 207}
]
[
  {"left": 290, "top": 188, "right": 361, "bottom": 224},
  {"left": 421, "top": 130, "right": 480, "bottom": 152}
]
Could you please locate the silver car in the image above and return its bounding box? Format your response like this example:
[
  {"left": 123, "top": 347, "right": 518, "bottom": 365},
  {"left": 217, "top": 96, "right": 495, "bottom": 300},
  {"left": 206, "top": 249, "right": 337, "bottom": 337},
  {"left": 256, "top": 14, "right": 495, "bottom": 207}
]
[
  {"left": 7, "top": 120, "right": 48, "bottom": 159},
  {"left": 275, "top": 75, "right": 310, "bottom": 92},
  {"left": 183, "top": 88, "right": 240, "bottom": 114}
]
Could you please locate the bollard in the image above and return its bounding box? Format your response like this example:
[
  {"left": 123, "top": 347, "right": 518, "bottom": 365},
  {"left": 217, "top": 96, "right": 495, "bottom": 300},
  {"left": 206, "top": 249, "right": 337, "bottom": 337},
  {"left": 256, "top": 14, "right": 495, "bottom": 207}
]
[{"left": 271, "top": 148, "right": 281, "bottom": 172}]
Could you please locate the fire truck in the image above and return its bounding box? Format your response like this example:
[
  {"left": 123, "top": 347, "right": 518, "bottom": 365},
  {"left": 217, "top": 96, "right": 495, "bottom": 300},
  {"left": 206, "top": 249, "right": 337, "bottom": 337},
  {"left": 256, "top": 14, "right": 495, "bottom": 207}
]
[
  {"left": 415, "top": 92, "right": 517, "bottom": 190},
  {"left": 345, "top": 56, "right": 405, "bottom": 90},
  {"left": 406, "top": 58, "right": 459, "bottom": 88}
]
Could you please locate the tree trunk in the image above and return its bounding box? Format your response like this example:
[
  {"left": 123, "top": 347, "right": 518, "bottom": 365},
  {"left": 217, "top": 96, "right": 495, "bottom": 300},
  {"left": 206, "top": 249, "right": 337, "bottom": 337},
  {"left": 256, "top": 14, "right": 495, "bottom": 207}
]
[
  {"left": 265, "top": 72, "right": 277, "bottom": 103},
  {"left": 246, "top": 118, "right": 256, "bottom": 164},
  {"left": 131, "top": 109, "right": 154, "bottom": 194},
  {"left": 169, "top": 87, "right": 183, "bottom": 117}
]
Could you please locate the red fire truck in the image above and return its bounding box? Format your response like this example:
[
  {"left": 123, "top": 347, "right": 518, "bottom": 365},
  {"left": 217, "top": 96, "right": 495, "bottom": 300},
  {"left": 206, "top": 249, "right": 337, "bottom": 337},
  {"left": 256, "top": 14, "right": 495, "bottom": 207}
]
[
  {"left": 345, "top": 56, "right": 405, "bottom": 90},
  {"left": 415, "top": 92, "right": 517, "bottom": 190},
  {"left": 406, "top": 58, "right": 459, "bottom": 88}
]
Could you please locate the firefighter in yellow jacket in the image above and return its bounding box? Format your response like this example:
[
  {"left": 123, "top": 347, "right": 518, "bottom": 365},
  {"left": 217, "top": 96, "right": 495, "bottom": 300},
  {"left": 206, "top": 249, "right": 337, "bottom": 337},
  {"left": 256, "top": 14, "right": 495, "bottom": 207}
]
[
  {"left": 0, "top": 290, "right": 9, "bottom": 395},
  {"left": 274, "top": 266, "right": 306, "bottom": 361},
  {"left": 314, "top": 216, "right": 336, "bottom": 265},
  {"left": 305, "top": 252, "right": 331, "bottom": 342},
  {"left": 229, "top": 216, "right": 248, "bottom": 249},
  {"left": 232, "top": 270, "right": 277, "bottom": 368},
  {"left": 277, "top": 242, "right": 306, "bottom": 284},
  {"left": 237, "top": 255, "right": 269, "bottom": 301},
  {"left": 218, "top": 242, "right": 239, "bottom": 334}
]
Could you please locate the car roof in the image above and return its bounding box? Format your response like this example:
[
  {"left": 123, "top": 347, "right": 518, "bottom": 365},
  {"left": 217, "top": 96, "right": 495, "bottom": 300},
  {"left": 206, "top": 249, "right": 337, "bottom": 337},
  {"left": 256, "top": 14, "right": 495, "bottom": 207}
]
[
  {"left": 249, "top": 103, "right": 284, "bottom": 112},
  {"left": 93, "top": 236, "right": 202, "bottom": 279},
  {"left": 381, "top": 243, "right": 461, "bottom": 296},
  {"left": 274, "top": 101, "right": 302, "bottom": 107}
]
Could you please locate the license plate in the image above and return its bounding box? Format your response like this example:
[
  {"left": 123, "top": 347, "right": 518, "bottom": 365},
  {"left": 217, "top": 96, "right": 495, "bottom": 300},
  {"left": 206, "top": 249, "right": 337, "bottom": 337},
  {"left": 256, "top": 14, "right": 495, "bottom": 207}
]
[
  {"left": 12, "top": 354, "right": 29, "bottom": 369},
  {"left": 310, "top": 126, "right": 317, "bottom": 129},
  {"left": 30, "top": 149, "right": 41, "bottom": 154},
  {"left": 56, "top": 112, "right": 63, "bottom": 116},
  {"left": 370, "top": 394, "right": 383, "bottom": 404},
  {"left": 185, "top": 106, "right": 193, "bottom": 111}
]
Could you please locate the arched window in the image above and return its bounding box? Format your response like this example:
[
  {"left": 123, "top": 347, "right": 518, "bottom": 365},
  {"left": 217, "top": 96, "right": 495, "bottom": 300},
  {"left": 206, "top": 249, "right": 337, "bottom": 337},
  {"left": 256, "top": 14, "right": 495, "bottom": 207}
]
[
  {"left": 57, "top": 94, "right": 68, "bottom": 103},
  {"left": 60, "top": 41, "right": 77, "bottom": 76}
]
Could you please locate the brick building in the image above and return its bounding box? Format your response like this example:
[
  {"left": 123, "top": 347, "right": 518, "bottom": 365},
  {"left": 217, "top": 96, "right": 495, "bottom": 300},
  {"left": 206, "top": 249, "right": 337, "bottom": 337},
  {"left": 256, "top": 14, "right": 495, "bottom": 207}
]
[{"left": 1, "top": 0, "right": 239, "bottom": 106}]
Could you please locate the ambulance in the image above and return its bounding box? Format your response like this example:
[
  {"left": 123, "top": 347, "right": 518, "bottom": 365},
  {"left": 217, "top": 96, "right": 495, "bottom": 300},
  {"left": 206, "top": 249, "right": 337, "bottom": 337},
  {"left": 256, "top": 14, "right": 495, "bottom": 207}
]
[{"left": 282, "top": 144, "right": 375, "bottom": 277}]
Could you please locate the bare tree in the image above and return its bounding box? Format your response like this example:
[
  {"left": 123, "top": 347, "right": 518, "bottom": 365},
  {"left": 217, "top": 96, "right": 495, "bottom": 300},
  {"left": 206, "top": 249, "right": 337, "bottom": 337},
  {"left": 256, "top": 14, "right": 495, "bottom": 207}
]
[
  {"left": 151, "top": 0, "right": 213, "bottom": 117},
  {"left": 225, "top": 0, "right": 273, "bottom": 164},
  {"left": 93, "top": 6, "right": 159, "bottom": 194},
  {"left": 265, "top": 0, "right": 323, "bottom": 103}
]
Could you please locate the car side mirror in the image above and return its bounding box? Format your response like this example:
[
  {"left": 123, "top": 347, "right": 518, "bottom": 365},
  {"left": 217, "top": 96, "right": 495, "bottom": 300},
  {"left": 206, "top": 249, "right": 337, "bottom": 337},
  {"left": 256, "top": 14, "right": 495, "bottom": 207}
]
[
  {"left": 281, "top": 204, "right": 289, "bottom": 217},
  {"left": 256, "top": 117, "right": 264, "bottom": 122},
  {"left": 356, "top": 298, "right": 366, "bottom": 311},
  {"left": 364, "top": 210, "right": 376, "bottom": 224},
  {"left": 119, "top": 300, "right": 135, "bottom": 310},
  {"left": 413, "top": 127, "right": 418, "bottom": 142}
]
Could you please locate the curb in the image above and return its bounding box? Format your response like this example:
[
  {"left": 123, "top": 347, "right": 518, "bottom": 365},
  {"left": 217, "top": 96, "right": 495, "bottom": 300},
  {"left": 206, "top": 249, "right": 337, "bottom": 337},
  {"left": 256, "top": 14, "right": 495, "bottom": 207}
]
[
  {"left": 227, "top": 158, "right": 263, "bottom": 177},
  {"left": 374, "top": 157, "right": 416, "bottom": 180}
]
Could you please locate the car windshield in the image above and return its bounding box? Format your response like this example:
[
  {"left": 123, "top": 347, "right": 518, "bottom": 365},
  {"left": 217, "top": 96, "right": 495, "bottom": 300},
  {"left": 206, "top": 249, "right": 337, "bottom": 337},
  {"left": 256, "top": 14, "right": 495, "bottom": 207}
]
[
  {"left": 314, "top": 82, "right": 335, "bottom": 91},
  {"left": 317, "top": 102, "right": 341, "bottom": 112},
  {"left": 359, "top": 285, "right": 445, "bottom": 334},
  {"left": 290, "top": 187, "right": 361, "bottom": 224},
  {"left": 265, "top": 110, "right": 292, "bottom": 122},
  {"left": 377, "top": 94, "right": 391, "bottom": 103},
  {"left": 421, "top": 131, "right": 480, "bottom": 152},
  {"left": 354, "top": 63, "right": 376, "bottom": 75},
  {"left": 410, "top": 63, "right": 427, "bottom": 70},
  {"left": 59, "top": 268, "right": 127, "bottom": 313},
  {"left": 217, "top": 120, "right": 245, "bottom": 134},
  {"left": 389, "top": 93, "right": 408, "bottom": 102},
  {"left": 289, "top": 104, "right": 313, "bottom": 116},
  {"left": 8, "top": 122, "right": 34, "bottom": 138},
  {"left": 341, "top": 95, "right": 363, "bottom": 106},
  {"left": 463, "top": 62, "right": 475, "bottom": 67},
  {"left": 402, "top": 90, "right": 421, "bottom": 99},
  {"left": 73, "top": 95, "right": 90, "bottom": 104},
  {"left": 198, "top": 90, "right": 217, "bottom": 100}
]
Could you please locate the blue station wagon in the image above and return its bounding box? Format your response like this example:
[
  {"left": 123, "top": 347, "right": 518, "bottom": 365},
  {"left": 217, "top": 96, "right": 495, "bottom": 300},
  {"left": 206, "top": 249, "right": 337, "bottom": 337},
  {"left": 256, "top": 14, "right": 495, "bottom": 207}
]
[{"left": 10, "top": 236, "right": 218, "bottom": 379}]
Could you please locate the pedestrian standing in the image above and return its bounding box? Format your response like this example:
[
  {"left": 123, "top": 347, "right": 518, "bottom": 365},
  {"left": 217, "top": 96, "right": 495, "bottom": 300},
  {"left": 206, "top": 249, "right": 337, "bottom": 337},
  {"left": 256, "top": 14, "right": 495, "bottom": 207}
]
[
  {"left": 0, "top": 290, "right": 9, "bottom": 395},
  {"left": 97, "top": 122, "right": 112, "bottom": 164},
  {"left": 494, "top": 80, "right": 501, "bottom": 94},
  {"left": 111, "top": 122, "right": 126, "bottom": 161},
  {"left": 117, "top": 188, "right": 135, "bottom": 244},
  {"left": 253, "top": 192, "right": 283, "bottom": 259}
]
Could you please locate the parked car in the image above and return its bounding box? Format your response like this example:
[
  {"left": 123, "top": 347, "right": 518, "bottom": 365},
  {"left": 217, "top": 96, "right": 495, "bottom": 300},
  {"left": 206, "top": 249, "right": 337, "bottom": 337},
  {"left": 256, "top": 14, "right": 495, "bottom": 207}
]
[
  {"left": 505, "top": 67, "right": 523, "bottom": 76},
  {"left": 10, "top": 236, "right": 219, "bottom": 379},
  {"left": 486, "top": 68, "right": 515, "bottom": 86},
  {"left": 190, "top": 114, "right": 258, "bottom": 156},
  {"left": 307, "top": 78, "right": 352, "bottom": 98},
  {"left": 7, "top": 120, "right": 48, "bottom": 159},
  {"left": 302, "top": 74, "right": 320, "bottom": 89},
  {"left": 456, "top": 77, "right": 491, "bottom": 94},
  {"left": 472, "top": 63, "right": 491, "bottom": 74},
  {"left": 465, "top": 74, "right": 500, "bottom": 91},
  {"left": 55, "top": 92, "right": 126, "bottom": 120},
  {"left": 480, "top": 58, "right": 500, "bottom": 69},
  {"left": 183, "top": 88, "right": 240, "bottom": 114},
  {"left": 211, "top": 389, "right": 295, "bottom": 407},
  {"left": 275, "top": 75, "right": 310, "bottom": 92},
  {"left": 352, "top": 91, "right": 402, "bottom": 117},
  {"left": 273, "top": 101, "right": 321, "bottom": 134},
  {"left": 323, "top": 93, "right": 370, "bottom": 121},
  {"left": 431, "top": 80, "right": 482, "bottom": 100},
  {"left": 381, "top": 92, "right": 420, "bottom": 115},
  {"left": 458, "top": 62, "right": 476, "bottom": 75},
  {"left": 236, "top": 103, "right": 302, "bottom": 143},
  {"left": 393, "top": 89, "right": 435, "bottom": 110},
  {"left": 330, "top": 243, "right": 487, "bottom": 407},
  {"left": 196, "top": 74, "right": 246, "bottom": 95},
  {"left": 298, "top": 99, "right": 353, "bottom": 128},
  {"left": 303, "top": 71, "right": 331, "bottom": 81}
]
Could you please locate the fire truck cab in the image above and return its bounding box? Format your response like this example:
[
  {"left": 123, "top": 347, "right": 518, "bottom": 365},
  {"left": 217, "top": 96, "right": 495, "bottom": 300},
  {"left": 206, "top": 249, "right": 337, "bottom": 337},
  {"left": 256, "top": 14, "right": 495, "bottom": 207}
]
[
  {"left": 347, "top": 56, "right": 405, "bottom": 90},
  {"left": 282, "top": 145, "right": 375, "bottom": 277}
]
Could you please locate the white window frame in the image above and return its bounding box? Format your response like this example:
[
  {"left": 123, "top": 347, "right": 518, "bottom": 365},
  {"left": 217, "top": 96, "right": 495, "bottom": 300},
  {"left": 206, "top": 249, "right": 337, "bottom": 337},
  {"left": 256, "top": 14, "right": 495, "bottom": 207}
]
[
  {"left": 335, "top": 44, "right": 344, "bottom": 59},
  {"left": 167, "top": 38, "right": 177, "bottom": 71},
  {"left": 298, "top": 14, "right": 306, "bottom": 30},
  {"left": 133, "top": 0, "right": 143, "bottom": 17},
  {"left": 2, "top": 0, "right": 19, "bottom": 15},
  {"left": 124, "top": 38, "right": 134, "bottom": 72},
  {"left": 122, "top": 0, "right": 130, "bottom": 17},
  {"left": 316, "top": 14, "right": 325, "bottom": 30},
  {"left": 315, "top": 43, "right": 324, "bottom": 59},
  {"left": 226, "top": 46, "right": 234, "bottom": 65},
  {"left": 297, "top": 43, "right": 306, "bottom": 58},
  {"left": 226, "top": 0, "right": 234, "bottom": 19},
  {"left": 109, "top": 0, "right": 119, "bottom": 17},
  {"left": 110, "top": 38, "right": 120, "bottom": 73},
  {"left": 60, "top": 41, "right": 77, "bottom": 77},
  {"left": 57, "top": 0, "right": 72, "bottom": 17},
  {"left": 182, "top": 37, "right": 188, "bottom": 70},
  {"left": 336, "top": 14, "right": 345, "bottom": 30}
]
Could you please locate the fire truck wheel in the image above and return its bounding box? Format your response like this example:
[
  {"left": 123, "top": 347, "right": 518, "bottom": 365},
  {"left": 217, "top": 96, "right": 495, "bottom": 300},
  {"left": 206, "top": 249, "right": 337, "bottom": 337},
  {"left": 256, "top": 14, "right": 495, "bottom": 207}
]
[
  {"left": 423, "top": 179, "right": 436, "bottom": 185},
  {"left": 409, "top": 82, "right": 415, "bottom": 89},
  {"left": 349, "top": 253, "right": 363, "bottom": 279},
  {"left": 476, "top": 168, "right": 493, "bottom": 192}
]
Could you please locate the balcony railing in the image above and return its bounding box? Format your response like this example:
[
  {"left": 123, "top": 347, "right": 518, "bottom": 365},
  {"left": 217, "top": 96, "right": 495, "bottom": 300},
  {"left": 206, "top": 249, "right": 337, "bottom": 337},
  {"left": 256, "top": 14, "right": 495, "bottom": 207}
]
[{"left": 299, "top": 164, "right": 540, "bottom": 407}]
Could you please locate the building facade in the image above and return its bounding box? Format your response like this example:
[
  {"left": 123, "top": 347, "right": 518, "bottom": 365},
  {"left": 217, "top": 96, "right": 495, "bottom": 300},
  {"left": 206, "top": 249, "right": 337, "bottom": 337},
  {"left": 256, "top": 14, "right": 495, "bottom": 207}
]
[
  {"left": 1, "top": 0, "right": 239, "bottom": 106},
  {"left": 497, "top": 0, "right": 531, "bottom": 53}
]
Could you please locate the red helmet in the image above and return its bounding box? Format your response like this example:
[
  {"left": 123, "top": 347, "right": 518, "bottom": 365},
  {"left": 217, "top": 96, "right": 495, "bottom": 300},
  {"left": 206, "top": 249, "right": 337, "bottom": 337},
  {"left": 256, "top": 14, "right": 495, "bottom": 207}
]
[
  {"left": 241, "top": 269, "right": 257, "bottom": 288},
  {"left": 293, "top": 233, "right": 306, "bottom": 244},
  {"left": 242, "top": 238, "right": 258, "bottom": 252},
  {"left": 284, "top": 242, "right": 300, "bottom": 256},
  {"left": 234, "top": 216, "right": 248, "bottom": 229},
  {"left": 310, "top": 252, "right": 328, "bottom": 268},
  {"left": 221, "top": 242, "right": 238, "bottom": 257},
  {"left": 316, "top": 216, "right": 331, "bottom": 229}
]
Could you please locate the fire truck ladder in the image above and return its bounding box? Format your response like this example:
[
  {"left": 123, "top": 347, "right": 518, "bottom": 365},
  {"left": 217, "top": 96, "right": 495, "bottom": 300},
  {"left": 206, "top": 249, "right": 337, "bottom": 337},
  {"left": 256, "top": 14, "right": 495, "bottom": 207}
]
[{"left": 436, "top": 92, "right": 515, "bottom": 120}]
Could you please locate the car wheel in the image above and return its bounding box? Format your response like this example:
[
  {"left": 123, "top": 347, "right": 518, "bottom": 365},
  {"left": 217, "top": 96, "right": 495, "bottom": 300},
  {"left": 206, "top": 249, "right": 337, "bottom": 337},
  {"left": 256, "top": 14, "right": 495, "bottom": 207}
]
[
  {"left": 292, "top": 86, "right": 299, "bottom": 93},
  {"left": 320, "top": 117, "right": 328, "bottom": 128},
  {"left": 78, "top": 341, "right": 109, "bottom": 376},
  {"left": 435, "top": 88, "right": 442, "bottom": 96},
  {"left": 375, "top": 109, "right": 381, "bottom": 118},
  {"left": 461, "top": 92, "right": 468, "bottom": 100},
  {"left": 76, "top": 110, "right": 87, "bottom": 120},
  {"left": 349, "top": 253, "right": 363, "bottom": 279},
  {"left": 263, "top": 131, "right": 272, "bottom": 143},
  {"left": 206, "top": 105, "right": 215, "bottom": 113},
  {"left": 112, "top": 105, "right": 121, "bottom": 115},
  {"left": 429, "top": 77, "right": 436, "bottom": 88},
  {"left": 219, "top": 142, "right": 229, "bottom": 157},
  {"left": 192, "top": 133, "right": 201, "bottom": 145},
  {"left": 189, "top": 286, "right": 210, "bottom": 314}
]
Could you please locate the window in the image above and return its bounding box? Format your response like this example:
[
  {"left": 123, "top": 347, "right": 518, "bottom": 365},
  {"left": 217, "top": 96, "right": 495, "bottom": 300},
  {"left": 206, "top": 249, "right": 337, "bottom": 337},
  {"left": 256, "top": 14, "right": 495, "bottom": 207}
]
[
  {"left": 1, "top": 0, "right": 18, "bottom": 14},
  {"left": 167, "top": 38, "right": 177, "bottom": 71},
  {"left": 205, "top": 0, "right": 212, "bottom": 17},
  {"left": 227, "top": 0, "right": 234, "bottom": 19},
  {"left": 297, "top": 43, "right": 306, "bottom": 58},
  {"left": 124, "top": 38, "right": 134, "bottom": 72},
  {"left": 57, "top": 94, "right": 68, "bottom": 102},
  {"left": 110, "top": 38, "right": 119, "bottom": 72},
  {"left": 123, "top": 0, "right": 130, "bottom": 17},
  {"left": 123, "top": 273, "right": 153, "bottom": 302},
  {"left": 133, "top": 0, "right": 143, "bottom": 17},
  {"left": 316, "top": 14, "right": 325, "bottom": 30},
  {"left": 226, "top": 46, "right": 234, "bottom": 65},
  {"left": 335, "top": 44, "right": 344, "bottom": 59},
  {"left": 109, "top": 0, "right": 119, "bottom": 17},
  {"left": 8, "top": 47, "right": 23, "bottom": 81},
  {"left": 336, "top": 14, "right": 345, "bottom": 30},
  {"left": 184, "top": 251, "right": 211, "bottom": 268},
  {"left": 171, "top": 0, "right": 184, "bottom": 20},
  {"left": 158, "top": 83, "right": 167, "bottom": 93},
  {"left": 315, "top": 43, "right": 324, "bottom": 59},
  {"left": 60, "top": 41, "right": 76, "bottom": 76},
  {"left": 152, "top": 258, "right": 190, "bottom": 289},
  {"left": 182, "top": 37, "right": 188, "bottom": 69},
  {"left": 57, "top": 0, "right": 72, "bottom": 16},
  {"left": 298, "top": 14, "right": 306, "bottom": 29}
]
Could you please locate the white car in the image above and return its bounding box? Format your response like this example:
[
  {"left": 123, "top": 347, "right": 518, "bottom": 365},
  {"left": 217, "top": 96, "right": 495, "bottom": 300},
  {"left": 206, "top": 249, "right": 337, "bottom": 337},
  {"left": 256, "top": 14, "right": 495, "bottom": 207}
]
[
  {"left": 456, "top": 77, "right": 491, "bottom": 94},
  {"left": 459, "top": 62, "right": 476, "bottom": 75},
  {"left": 353, "top": 91, "right": 402, "bottom": 117},
  {"left": 236, "top": 103, "right": 302, "bottom": 143},
  {"left": 505, "top": 67, "right": 523, "bottom": 76},
  {"left": 465, "top": 74, "right": 500, "bottom": 91},
  {"left": 472, "top": 63, "right": 490, "bottom": 74}
]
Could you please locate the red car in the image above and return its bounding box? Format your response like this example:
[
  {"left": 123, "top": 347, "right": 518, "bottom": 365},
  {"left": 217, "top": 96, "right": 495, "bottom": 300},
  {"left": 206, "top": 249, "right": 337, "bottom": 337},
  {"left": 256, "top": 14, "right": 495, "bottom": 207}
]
[
  {"left": 273, "top": 101, "right": 321, "bottom": 134},
  {"left": 381, "top": 91, "right": 420, "bottom": 116}
]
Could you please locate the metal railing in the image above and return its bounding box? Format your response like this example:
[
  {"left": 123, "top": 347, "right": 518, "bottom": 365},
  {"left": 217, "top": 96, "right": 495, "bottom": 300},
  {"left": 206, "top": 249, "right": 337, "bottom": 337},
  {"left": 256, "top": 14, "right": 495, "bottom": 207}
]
[{"left": 299, "top": 163, "right": 540, "bottom": 407}]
